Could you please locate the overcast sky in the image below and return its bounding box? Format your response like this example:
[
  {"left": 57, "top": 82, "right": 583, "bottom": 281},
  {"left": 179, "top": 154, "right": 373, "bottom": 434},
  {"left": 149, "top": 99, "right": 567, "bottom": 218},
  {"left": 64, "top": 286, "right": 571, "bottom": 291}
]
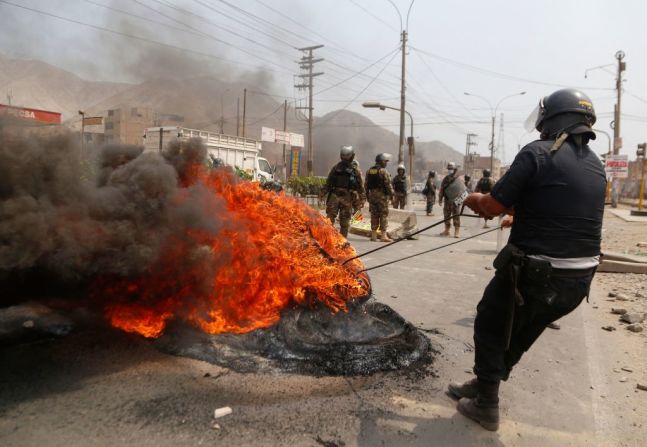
[{"left": 1, "top": 0, "right": 646, "bottom": 161}]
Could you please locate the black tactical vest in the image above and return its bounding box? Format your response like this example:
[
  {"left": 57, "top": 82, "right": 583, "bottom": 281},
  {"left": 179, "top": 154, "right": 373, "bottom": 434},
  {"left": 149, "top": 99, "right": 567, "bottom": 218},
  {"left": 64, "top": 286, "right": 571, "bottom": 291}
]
[
  {"left": 477, "top": 177, "right": 493, "bottom": 193},
  {"left": 366, "top": 165, "right": 384, "bottom": 190},
  {"left": 393, "top": 175, "right": 407, "bottom": 193},
  {"left": 330, "top": 163, "right": 357, "bottom": 190},
  {"left": 506, "top": 140, "right": 606, "bottom": 258}
]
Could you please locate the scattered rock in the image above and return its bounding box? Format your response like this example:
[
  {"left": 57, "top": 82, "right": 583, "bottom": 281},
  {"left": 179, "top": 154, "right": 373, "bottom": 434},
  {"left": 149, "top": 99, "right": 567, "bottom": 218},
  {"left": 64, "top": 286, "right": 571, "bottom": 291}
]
[
  {"left": 637, "top": 384, "right": 647, "bottom": 392},
  {"left": 621, "top": 313, "right": 645, "bottom": 324},
  {"left": 484, "top": 266, "right": 493, "bottom": 270},
  {"left": 611, "top": 308, "right": 627, "bottom": 315},
  {"left": 616, "top": 294, "right": 630, "bottom": 301},
  {"left": 547, "top": 322, "right": 561, "bottom": 330},
  {"left": 214, "top": 407, "right": 232, "bottom": 419},
  {"left": 601, "top": 326, "right": 616, "bottom": 332},
  {"left": 620, "top": 377, "right": 628, "bottom": 383},
  {"left": 627, "top": 324, "right": 643, "bottom": 333},
  {"left": 636, "top": 292, "right": 645, "bottom": 298},
  {"left": 613, "top": 368, "right": 621, "bottom": 373},
  {"left": 464, "top": 368, "right": 472, "bottom": 374},
  {"left": 621, "top": 367, "right": 633, "bottom": 373},
  {"left": 608, "top": 292, "right": 617, "bottom": 298},
  {"left": 592, "top": 305, "right": 599, "bottom": 309},
  {"left": 390, "top": 295, "right": 398, "bottom": 299}
]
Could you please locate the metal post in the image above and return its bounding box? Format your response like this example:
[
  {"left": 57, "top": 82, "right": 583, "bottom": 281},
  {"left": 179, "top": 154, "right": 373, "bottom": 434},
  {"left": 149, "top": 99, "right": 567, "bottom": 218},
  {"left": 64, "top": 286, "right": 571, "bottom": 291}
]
[
  {"left": 398, "top": 30, "right": 407, "bottom": 165},
  {"left": 612, "top": 51, "right": 626, "bottom": 208},
  {"left": 242, "top": 88, "right": 247, "bottom": 138},
  {"left": 489, "top": 115, "right": 496, "bottom": 175},
  {"left": 158, "top": 127, "right": 163, "bottom": 152},
  {"left": 639, "top": 159, "right": 646, "bottom": 211},
  {"left": 282, "top": 99, "right": 288, "bottom": 181},
  {"left": 79, "top": 110, "right": 85, "bottom": 156},
  {"left": 236, "top": 97, "right": 240, "bottom": 136},
  {"left": 307, "top": 48, "right": 314, "bottom": 175}
]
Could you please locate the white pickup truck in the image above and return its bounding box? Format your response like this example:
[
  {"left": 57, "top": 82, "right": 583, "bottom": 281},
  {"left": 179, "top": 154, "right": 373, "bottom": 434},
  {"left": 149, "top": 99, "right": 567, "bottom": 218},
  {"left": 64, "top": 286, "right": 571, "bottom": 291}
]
[{"left": 144, "top": 126, "right": 274, "bottom": 182}]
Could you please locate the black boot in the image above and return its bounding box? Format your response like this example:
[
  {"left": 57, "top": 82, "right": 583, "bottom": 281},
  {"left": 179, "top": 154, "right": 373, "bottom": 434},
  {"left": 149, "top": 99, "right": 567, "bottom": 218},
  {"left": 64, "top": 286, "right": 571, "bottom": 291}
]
[
  {"left": 447, "top": 377, "right": 477, "bottom": 400},
  {"left": 456, "top": 379, "right": 500, "bottom": 431}
]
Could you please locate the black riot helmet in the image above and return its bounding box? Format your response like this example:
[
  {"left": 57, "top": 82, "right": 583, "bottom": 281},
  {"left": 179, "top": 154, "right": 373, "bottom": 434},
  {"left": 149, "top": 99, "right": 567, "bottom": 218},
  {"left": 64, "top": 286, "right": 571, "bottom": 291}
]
[
  {"left": 483, "top": 169, "right": 491, "bottom": 178},
  {"left": 535, "top": 89, "right": 596, "bottom": 140}
]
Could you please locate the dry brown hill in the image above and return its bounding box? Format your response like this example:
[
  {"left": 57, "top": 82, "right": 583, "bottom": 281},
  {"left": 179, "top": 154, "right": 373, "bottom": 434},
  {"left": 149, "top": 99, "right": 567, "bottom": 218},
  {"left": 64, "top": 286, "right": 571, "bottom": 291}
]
[{"left": 0, "top": 53, "right": 462, "bottom": 177}]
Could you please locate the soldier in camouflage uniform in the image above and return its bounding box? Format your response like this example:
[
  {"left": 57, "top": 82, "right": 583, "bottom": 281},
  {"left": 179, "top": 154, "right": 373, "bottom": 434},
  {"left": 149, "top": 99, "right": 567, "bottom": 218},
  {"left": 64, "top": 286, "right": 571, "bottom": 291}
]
[
  {"left": 392, "top": 164, "right": 408, "bottom": 209},
  {"left": 439, "top": 162, "right": 462, "bottom": 238},
  {"left": 422, "top": 170, "right": 437, "bottom": 216},
  {"left": 365, "top": 153, "right": 394, "bottom": 242},
  {"left": 350, "top": 159, "right": 364, "bottom": 213},
  {"left": 324, "top": 146, "right": 365, "bottom": 238}
]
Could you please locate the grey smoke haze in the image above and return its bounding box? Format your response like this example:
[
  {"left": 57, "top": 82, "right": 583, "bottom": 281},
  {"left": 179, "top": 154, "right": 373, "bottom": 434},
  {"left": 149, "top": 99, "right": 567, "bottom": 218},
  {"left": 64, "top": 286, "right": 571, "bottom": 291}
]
[{"left": 0, "top": 128, "right": 231, "bottom": 284}]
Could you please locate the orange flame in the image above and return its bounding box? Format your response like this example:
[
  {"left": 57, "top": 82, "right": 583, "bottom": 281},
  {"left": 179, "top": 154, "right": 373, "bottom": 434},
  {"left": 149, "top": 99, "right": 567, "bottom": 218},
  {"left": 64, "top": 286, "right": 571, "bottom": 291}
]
[{"left": 98, "top": 166, "right": 369, "bottom": 338}]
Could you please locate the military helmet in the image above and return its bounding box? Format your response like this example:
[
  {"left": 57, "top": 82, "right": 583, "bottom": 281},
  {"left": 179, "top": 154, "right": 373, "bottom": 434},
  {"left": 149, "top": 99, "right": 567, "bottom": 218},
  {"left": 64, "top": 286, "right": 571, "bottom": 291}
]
[
  {"left": 483, "top": 168, "right": 491, "bottom": 177},
  {"left": 429, "top": 170, "right": 436, "bottom": 177},
  {"left": 340, "top": 145, "right": 354, "bottom": 160},
  {"left": 375, "top": 153, "right": 392, "bottom": 163},
  {"left": 397, "top": 164, "right": 406, "bottom": 173},
  {"left": 535, "top": 89, "right": 596, "bottom": 136}
]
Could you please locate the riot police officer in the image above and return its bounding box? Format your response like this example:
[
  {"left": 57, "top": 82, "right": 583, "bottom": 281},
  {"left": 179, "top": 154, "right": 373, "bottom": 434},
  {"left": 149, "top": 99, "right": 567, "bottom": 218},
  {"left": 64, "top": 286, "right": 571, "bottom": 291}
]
[
  {"left": 365, "top": 153, "right": 394, "bottom": 242},
  {"left": 392, "top": 164, "right": 408, "bottom": 209},
  {"left": 464, "top": 174, "right": 473, "bottom": 193},
  {"left": 323, "top": 145, "right": 365, "bottom": 237},
  {"left": 449, "top": 89, "right": 606, "bottom": 431}
]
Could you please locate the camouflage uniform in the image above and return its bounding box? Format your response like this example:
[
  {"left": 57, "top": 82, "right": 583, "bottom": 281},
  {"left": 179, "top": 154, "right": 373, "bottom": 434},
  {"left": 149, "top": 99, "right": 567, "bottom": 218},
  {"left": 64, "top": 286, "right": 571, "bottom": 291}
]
[
  {"left": 475, "top": 176, "right": 494, "bottom": 194},
  {"left": 422, "top": 177, "right": 437, "bottom": 215},
  {"left": 392, "top": 173, "right": 408, "bottom": 209},
  {"left": 324, "top": 161, "right": 365, "bottom": 237},
  {"left": 439, "top": 174, "right": 461, "bottom": 229},
  {"left": 365, "top": 164, "right": 394, "bottom": 233}
]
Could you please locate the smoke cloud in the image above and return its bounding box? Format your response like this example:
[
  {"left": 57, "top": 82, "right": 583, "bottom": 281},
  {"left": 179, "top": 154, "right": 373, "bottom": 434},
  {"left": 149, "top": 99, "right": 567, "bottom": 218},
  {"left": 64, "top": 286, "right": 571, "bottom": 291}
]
[{"left": 0, "top": 129, "right": 230, "bottom": 290}]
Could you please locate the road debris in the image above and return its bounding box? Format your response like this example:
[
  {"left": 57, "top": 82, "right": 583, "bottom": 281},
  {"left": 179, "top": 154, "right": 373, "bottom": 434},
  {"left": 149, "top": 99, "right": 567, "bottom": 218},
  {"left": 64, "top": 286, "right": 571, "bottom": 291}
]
[
  {"left": 626, "top": 324, "right": 643, "bottom": 333},
  {"left": 601, "top": 326, "right": 616, "bottom": 332},
  {"left": 620, "top": 313, "right": 645, "bottom": 324},
  {"left": 637, "top": 384, "right": 647, "bottom": 392},
  {"left": 547, "top": 322, "right": 561, "bottom": 330},
  {"left": 214, "top": 407, "right": 232, "bottom": 419},
  {"left": 611, "top": 308, "right": 627, "bottom": 315}
]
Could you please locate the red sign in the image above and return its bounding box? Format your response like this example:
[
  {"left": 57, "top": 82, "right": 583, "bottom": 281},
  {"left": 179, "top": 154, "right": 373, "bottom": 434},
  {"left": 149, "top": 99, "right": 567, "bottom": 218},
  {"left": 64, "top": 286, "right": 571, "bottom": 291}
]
[{"left": 0, "top": 104, "right": 61, "bottom": 124}]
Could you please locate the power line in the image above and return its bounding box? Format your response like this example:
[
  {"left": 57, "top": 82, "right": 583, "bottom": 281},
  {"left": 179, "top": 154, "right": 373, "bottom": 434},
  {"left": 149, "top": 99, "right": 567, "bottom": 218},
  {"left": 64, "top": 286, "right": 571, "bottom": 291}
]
[
  {"left": 314, "top": 47, "right": 400, "bottom": 96},
  {"left": 348, "top": 0, "right": 399, "bottom": 32},
  {"left": 412, "top": 45, "right": 614, "bottom": 91}
]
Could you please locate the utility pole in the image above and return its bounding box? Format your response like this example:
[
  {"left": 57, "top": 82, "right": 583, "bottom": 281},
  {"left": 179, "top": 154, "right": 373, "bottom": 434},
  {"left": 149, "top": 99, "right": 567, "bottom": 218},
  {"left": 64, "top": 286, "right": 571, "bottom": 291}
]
[
  {"left": 78, "top": 110, "right": 85, "bottom": 157},
  {"left": 282, "top": 99, "right": 288, "bottom": 180},
  {"left": 613, "top": 51, "right": 626, "bottom": 155},
  {"left": 295, "top": 45, "right": 324, "bottom": 176},
  {"left": 465, "top": 132, "right": 477, "bottom": 177},
  {"left": 242, "top": 88, "right": 247, "bottom": 138},
  {"left": 236, "top": 97, "right": 240, "bottom": 136},
  {"left": 398, "top": 30, "right": 407, "bottom": 165},
  {"left": 498, "top": 113, "right": 505, "bottom": 165}
]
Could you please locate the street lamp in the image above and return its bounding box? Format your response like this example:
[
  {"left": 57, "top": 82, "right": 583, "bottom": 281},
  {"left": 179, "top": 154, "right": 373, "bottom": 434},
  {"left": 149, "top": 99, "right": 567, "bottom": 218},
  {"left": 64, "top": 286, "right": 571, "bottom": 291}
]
[
  {"left": 463, "top": 91, "right": 526, "bottom": 175},
  {"left": 363, "top": 101, "right": 415, "bottom": 184}
]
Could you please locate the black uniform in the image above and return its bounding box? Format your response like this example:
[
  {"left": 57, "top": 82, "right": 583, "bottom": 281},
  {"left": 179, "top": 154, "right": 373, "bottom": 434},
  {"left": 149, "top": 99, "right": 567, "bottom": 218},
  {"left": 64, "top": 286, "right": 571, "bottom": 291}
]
[{"left": 473, "top": 138, "right": 606, "bottom": 383}]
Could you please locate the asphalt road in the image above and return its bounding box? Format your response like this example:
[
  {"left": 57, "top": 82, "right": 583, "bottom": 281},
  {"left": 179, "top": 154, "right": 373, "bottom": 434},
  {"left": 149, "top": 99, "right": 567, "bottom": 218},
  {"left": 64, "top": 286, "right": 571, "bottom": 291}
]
[{"left": 0, "top": 202, "right": 645, "bottom": 446}]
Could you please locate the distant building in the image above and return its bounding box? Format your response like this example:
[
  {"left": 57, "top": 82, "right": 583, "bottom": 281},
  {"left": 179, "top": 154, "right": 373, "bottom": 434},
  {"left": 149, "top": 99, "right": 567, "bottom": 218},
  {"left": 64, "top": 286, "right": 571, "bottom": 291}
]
[
  {"left": 104, "top": 107, "right": 155, "bottom": 145},
  {"left": 0, "top": 103, "right": 62, "bottom": 139},
  {"left": 463, "top": 154, "right": 502, "bottom": 180}
]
